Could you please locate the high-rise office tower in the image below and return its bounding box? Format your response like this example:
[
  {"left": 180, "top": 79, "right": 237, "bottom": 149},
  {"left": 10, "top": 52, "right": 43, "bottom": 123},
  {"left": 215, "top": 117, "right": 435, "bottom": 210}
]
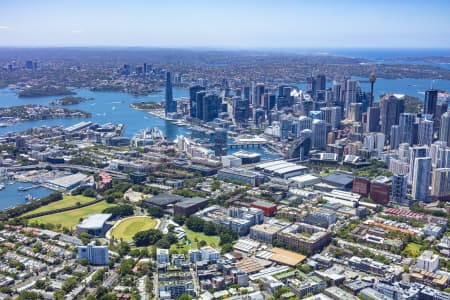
[
  {"left": 280, "top": 117, "right": 292, "bottom": 141},
  {"left": 189, "top": 85, "right": 205, "bottom": 119},
  {"left": 243, "top": 86, "right": 251, "bottom": 101},
  {"left": 214, "top": 128, "right": 228, "bottom": 157},
  {"left": 232, "top": 97, "right": 249, "bottom": 126},
  {"left": 391, "top": 174, "right": 408, "bottom": 204},
  {"left": 436, "top": 102, "right": 449, "bottom": 135},
  {"left": 263, "top": 93, "right": 276, "bottom": 111},
  {"left": 312, "top": 119, "right": 327, "bottom": 150},
  {"left": 201, "top": 93, "right": 221, "bottom": 122},
  {"left": 424, "top": 89, "right": 438, "bottom": 116},
  {"left": 399, "top": 143, "right": 410, "bottom": 162},
  {"left": 298, "top": 116, "right": 313, "bottom": 133},
  {"left": 332, "top": 81, "right": 343, "bottom": 107},
  {"left": 412, "top": 157, "right": 432, "bottom": 202},
  {"left": 349, "top": 102, "right": 363, "bottom": 122},
  {"left": 418, "top": 118, "right": 434, "bottom": 146},
  {"left": 380, "top": 94, "right": 405, "bottom": 140},
  {"left": 307, "top": 76, "right": 317, "bottom": 95},
  {"left": 440, "top": 112, "right": 450, "bottom": 146},
  {"left": 409, "top": 146, "right": 430, "bottom": 184},
  {"left": 320, "top": 106, "right": 341, "bottom": 130},
  {"left": 193, "top": 91, "right": 206, "bottom": 121},
  {"left": 253, "top": 83, "right": 265, "bottom": 107},
  {"left": 366, "top": 106, "right": 380, "bottom": 132},
  {"left": 430, "top": 141, "right": 449, "bottom": 168},
  {"left": 165, "top": 71, "right": 176, "bottom": 115},
  {"left": 399, "top": 113, "right": 415, "bottom": 145},
  {"left": 390, "top": 125, "right": 400, "bottom": 150},
  {"left": 431, "top": 168, "right": 450, "bottom": 201},
  {"left": 316, "top": 74, "right": 326, "bottom": 91},
  {"left": 254, "top": 108, "right": 266, "bottom": 128},
  {"left": 344, "top": 80, "right": 360, "bottom": 118}
]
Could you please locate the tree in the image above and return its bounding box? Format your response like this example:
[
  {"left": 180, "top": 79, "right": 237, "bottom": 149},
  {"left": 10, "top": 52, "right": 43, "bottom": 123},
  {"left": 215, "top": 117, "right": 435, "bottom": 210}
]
[
  {"left": 176, "top": 293, "right": 193, "bottom": 300},
  {"left": 185, "top": 216, "right": 204, "bottom": 232},
  {"left": 173, "top": 214, "right": 186, "bottom": 226},
  {"left": 203, "top": 222, "right": 217, "bottom": 236},
  {"left": 133, "top": 229, "right": 163, "bottom": 247},
  {"left": 120, "top": 259, "right": 135, "bottom": 276},
  {"left": 79, "top": 257, "right": 89, "bottom": 266},
  {"left": 83, "top": 188, "right": 97, "bottom": 197},
  {"left": 148, "top": 205, "right": 164, "bottom": 218}
]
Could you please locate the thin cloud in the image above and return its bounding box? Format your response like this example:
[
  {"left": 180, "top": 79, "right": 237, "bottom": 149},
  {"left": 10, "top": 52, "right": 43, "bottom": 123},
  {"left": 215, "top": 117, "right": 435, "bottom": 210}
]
[
  {"left": 71, "top": 29, "right": 83, "bottom": 34},
  {"left": 0, "top": 26, "right": 9, "bottom": 30}
]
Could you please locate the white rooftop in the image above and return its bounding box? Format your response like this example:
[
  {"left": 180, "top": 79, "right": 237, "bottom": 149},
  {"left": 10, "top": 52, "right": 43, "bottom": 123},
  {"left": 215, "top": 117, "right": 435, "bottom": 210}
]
[{"left": 77, "top": 213, "right": 112, "bottom": 230}]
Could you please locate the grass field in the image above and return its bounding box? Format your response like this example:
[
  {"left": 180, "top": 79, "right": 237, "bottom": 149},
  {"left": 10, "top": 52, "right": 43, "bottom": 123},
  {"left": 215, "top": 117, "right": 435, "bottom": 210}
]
[
  {"left": 28, "top": 200, "right": 115, "bottom": 229},
  {"left": 185, "top": 228, "right": 220, "bottom": 248},
  {"left": 404, "top": 242, "right": 422, "bottom": 257},
  {"left": 22, "top": 195, "right": 95, "bottom": 217},
  {"left": 110, "top": 216, "right": 158, "bottom": 242}
]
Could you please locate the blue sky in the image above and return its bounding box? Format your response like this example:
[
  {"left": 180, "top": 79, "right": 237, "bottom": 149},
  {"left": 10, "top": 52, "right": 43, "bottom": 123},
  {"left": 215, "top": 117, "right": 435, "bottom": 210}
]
[{"left": 0, "top": 0, "right": 449, "bottom": 48}]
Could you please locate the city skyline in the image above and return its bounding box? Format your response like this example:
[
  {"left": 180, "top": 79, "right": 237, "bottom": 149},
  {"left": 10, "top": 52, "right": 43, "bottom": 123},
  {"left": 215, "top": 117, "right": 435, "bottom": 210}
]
[{"left": 1, "top": 0, "right": 450, "bottom": 48}]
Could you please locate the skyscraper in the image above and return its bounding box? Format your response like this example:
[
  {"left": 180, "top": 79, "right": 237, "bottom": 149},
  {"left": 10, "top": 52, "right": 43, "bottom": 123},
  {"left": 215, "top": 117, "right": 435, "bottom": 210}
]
[
  {"left": 312, "top": 119, "right": 327, "bottom": 150},
  {"left": 399, "top": 113, "right": 415, "bottom": 145},
  {"left": 380, "top": 94, "right": 405, "bottom": 140},
  {"left": 391, "top": 174, "right": 408, "bottom": 204},
  {"left": 201, "top": 93, "right": 221, "bottom": 122},
  {"left": 440, "top": 112, "right": 450, "bottom": 146},
  {"left": 214, "top": 128, "right": 228, "bottom": 157},
  {"left": 193, "top": 91, "right": 206, "bottom": 121},
  {"left": 408, "top": 146, "right": 429, "bottom": 184},
  {"left": 418, "top": 118, "right": 434, "bottom": 146},
  {"left": 316, "top": 74, "right": 326, "bottom": 91},
  {"left": 390, "top": 125, "right": 400, "bottom": 150},
  {"left": 253, "top": 83, "right": 265, "bottom": 107},
  {"left": 165, "top": 71, "right": 176, "bottom": 115},
  {"left": 412, "top": 157, "right": 432, "bottom": 202},
  {"left": 424, "top": 89, "right": 438, "bottom": 116},
  {"left": 189, "top": 85, "right": 205, "bottom": 119},
  {"left": 232, "top": 97, "right": 249, "bottom": 126},
  {"left": 344, "top": 80, "right": 360, "bottom": 118},
  {"left": 431, "top": 168, "right": 450, "bottom": 201},
  {"left": 320, "top": 106, "right": 341, "bottom": 130},
  {"left": 366, "top": 106, "right": 380, "bottom": 132}
]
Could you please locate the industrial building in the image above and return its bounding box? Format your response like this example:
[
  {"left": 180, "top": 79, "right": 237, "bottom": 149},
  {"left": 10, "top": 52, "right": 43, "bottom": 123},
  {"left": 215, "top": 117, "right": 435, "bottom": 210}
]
[
  {"left": 233, "top": 150, "right": 261, "bottom": 164},
  {"left": 76, "top": 213, "right": 112, "bottom": 236},
  {"left": 46, "top": 173, "right": 90, "bottom": 191},
  {"left": 255, "top": 160, "right": 309, "bottom": 179},
  {"left": 173, "top": 197, "right": 209, "bottom": 216},
  {"left": 144, "top": 193, "right": 184, "bottom": 208},
  {"left": 322, "top": 172, "right": 354, "bottom": 190},
  {"left": 217, "top": 168, "right": 265, "bottom": 186}
]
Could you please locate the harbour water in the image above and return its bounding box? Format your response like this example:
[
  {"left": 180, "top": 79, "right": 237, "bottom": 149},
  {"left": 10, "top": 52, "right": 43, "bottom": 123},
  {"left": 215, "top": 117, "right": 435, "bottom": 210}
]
[{"left": 0, "top": 181, "right": 52, "bottom": 210}]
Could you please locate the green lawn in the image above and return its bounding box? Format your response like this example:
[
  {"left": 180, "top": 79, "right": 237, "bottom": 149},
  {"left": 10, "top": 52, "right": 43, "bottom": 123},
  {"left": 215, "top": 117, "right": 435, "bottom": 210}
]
[
  {"left": 28, "top": 200, "right": 116, "bottom": 229},
  {"left": 184, "top": 227, "right": 220, "bottom": 248},
  {"left": 22, "top": 195, "right": 96, "bottom": 217},
  {"left": 110, "top": 216, "right": 158, "bottom": 242},
  {"left": 403, "top": 242, "right": 422, "bottom": 257}
]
